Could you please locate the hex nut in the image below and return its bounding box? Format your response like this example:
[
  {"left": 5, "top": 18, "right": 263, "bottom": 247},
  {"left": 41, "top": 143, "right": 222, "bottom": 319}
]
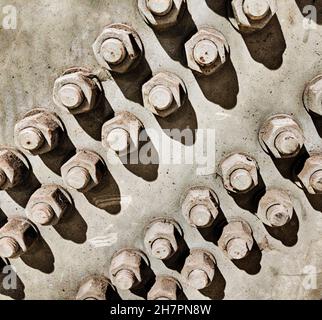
[
  {"left": 147, "top": 276, "right": 180, "bottom": 300},
  {"left": 231, "top": 0, "right": 277, "bottom": 33},
  {"left": 76, "top": 275, "right": 111, "bottom": 300},
  {"left": 142, "top": 72, "right": 187, "bottom": 117},
  {"left": 298, "top": 154, "right": 322, "bottom": 194},
  {"left": 61, "top": 150, "right": 106, "bottom": 193},
  {"left": 14, "top": 108, "right": 64, "bottom": 155},
  {"left": 144, "top": 218, "right": 181, "bottom": 260},
  {"left": 53, "top": 68, "right": 100, "bottom": 115},
  {"left": 26, "top": 185, "right": 71, "bottom": 226},
  {"left": 259, "top": 114, "right": 304, "bottom": 159},
  {"left": 0, "top": 217, "right": 38, "bottom": 259},
  {"left": 101, "top": 111, "right": 143, "bottom": 155},
  {"left": 220, "top": 153, "right": 259, "bottom": 193},
  {"left": 303, "top": 74, "right": 322, "bottom": 116},
  {"left": 93, "top": 23, "right": 143, "bottom": 74},
  {"left": 0, "top": 147, "right": 30, "bottom": 190},
  {"left": 181, "top": 249, "right": 216, "bottom": 290},
  {"left": 218, "top": 220, "right": 253, "bottom": 260},
  {"left": 185, "top": 27, "right": 229, "bottom": 75},
  {"left": 138, "top": 0, "right": 186, "bottom": 31},
  {"left": 109, "top": 249, "right": 147, "bottom": 290},
  {"left": 181, "top": 186, "right": 219, "bottom": 228}
]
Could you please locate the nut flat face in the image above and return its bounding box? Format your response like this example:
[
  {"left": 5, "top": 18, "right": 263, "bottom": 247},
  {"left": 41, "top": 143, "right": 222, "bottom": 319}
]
[
  {"left": 76, "top": 275, "right": 110, "bottom": 300},
  {"left": 181, "top": 186, "right": 219, "bottom": 228},
  {"left": 0, "top": 147, "right": 30, "bottom": 190},
  {"left": 142, "top": 72, "right": 187, "bottom": 117},
  {"left": 230, "top": 0, "right": 277, "bottom": 33},
  {"left": 93, "top": 23, "right": 143, "bottom": 74},
  {"left": 138, "top": 0, "right": 185, "bottom": 31},
  {"left": 220, "top": 153, "right": 259, "bottom": 193},
  {"left": 185, "top": 27, "right": 229, "bottom": 75},
  {"left": 257, "top": 189, "right": 293, "bottom": 227},
  {"left": 147, "top": 276, "right": 180, "bottom": 300},
  {"left": 259, "top": 114, "right": 304, "bottom": 159},
  {"left": 14, "top": 108, "right": 63, "bottom": 155},
  {"left": 218, "top": 220, "right": 253, "bottom": 260},
  {"left": 53, "top": 69, "right": 99, "bottom": 115},
  {"left": 61, "top": 150, "right": 106, "bottom": 193},
  {"left": 303, "top": 74, "right": 322, "bottom": 116}
]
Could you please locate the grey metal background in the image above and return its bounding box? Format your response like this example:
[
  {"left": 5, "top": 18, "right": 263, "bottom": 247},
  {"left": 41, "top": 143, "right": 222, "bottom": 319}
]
[{"left": 0, "top": 0, "right": 322, "bottom": 299}]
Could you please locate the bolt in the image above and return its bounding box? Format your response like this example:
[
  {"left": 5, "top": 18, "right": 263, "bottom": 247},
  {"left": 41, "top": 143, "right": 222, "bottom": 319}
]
[
  {"left": 243, "top": 0, "right": 270, "bottom": 21},
  {"left": 114, "top": 269, "right": 136, "bottom": 290},
  {"left": 31, "top": 203, "right": 55, "bottom": 226},
  {"left": 0, "top": 237, "right": 20, "bottom": 258},
  {"left": 148, "top": 85, "right": 174, "bottom": 111},
  {"left": 101, "top": 38, "right": 127, "bottom": 65},
  {"left": 188, "top": 269, "right": 209, "bottom": 290},
  {"left": 17, "top": 127, "right": 45, "bottom": 151},
  {"left": 151, "top": 238, "right": 173, "bottom": 260},
  {"left": 226, "top": 238, "right": 249, "bottom": 260},
  {"left": 189, "top": 204, "right": 212, "bottom": 228},
  {"left": 193, "top": 39, "right": 218, "bottom": 67},
  {"left": 66, "top": 167, "right": 91, "bottom": 190},
  {"left": 147, "top": 0, "right": 173, "bottom": 16},
  {"left": 229, "top": 168, "right": 253, "bottom": 192},
  {"left": 309, "top": 170, "right": 322, "bottom": 193},
  {"left": 58, "top": 84, "right": 84, "bottom": 109},
  {"left": 106, "top": 128, "right": 130, "bottom": 153},
  {"left": 274, "top": 131, "right": 300, "bottom": 156},
  {"left": 0, "top": 169, "right": 7, "bottom": 188},
  {"left": 147, "top": 276, "right": 180, "bottom": 300},
  {"left": 266, "top": 204, "right": 290, "bottom": 227}
]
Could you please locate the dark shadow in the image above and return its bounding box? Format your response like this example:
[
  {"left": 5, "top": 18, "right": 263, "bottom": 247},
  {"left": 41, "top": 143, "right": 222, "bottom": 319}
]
[
  {"left": 200, "top": 265, "right": 226, "bottom": 300},
  {"left": 121, "top": 129, "right": 159, "bottom": 182},
  {"left": 228, "top": 172, "right": 266, "bottom": 214},
  {"left": 0, "top": 259, "right": 25, "bottom": 300},
  {"left": 232, "top": 241, "right": 262, "bottom": 275},
  {"left": 206, "top": 0, "right": 231, "bottom": 17},
  {"left": 153, "top": 4, "right": 197, "bottom": 66},
  {"left": 112, "top": 58, "right": 152, "bottom": 105},
  {"left": 241, "top": 15, "right": 286, "bottom": 70},
  {"left": 199, "top": 208, "right": 228, "bottom": 245},
  {"left": 177, "top": 288, "right": 188, "bottom": 300},
  {"left": 84, "top": 172, "right": 121, "bottom": 214},
  {"left": 21, "top": 235, "right": 55, "bottom": 274},
  {"left": 106, "top": 285, "right": 122, "bottom": 301},
  {"left": 75, "top": 79, "right": 115, "bottom": 141},
  {"left": 156, "top": 99, "right": 197, "bottom": 145},
  {"left": 194, "top": 58, "right": 239, "bottom": 109},
  {"left": 54, "top": 205, "right": 87, "bottom": 244},
  {"left": 307, "top": 113, "right": 322, "bottom": 138},
  {"left": 7, "top": 171, "right": 41, "bottom": 208},
  {"left": 163, "top": 229, "right": 190, "bottom": 272},
  {"left": 303, "top": 191, "right": 322, "bottom": 212},
  {"left": 40, "top": 128, "right": 76, "bottom": 176},
  {"left": 264, "top": 210, "right": 299, "bottom": 247},
  {"left": 0, "top": 207, "right": 7, "bottom": 228},
  {"left": 295, "top": 0, "right": 322, "bottom": 24}
]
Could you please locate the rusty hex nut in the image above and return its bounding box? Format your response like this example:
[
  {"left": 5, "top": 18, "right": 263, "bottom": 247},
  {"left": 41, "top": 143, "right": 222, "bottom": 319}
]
[
  {"left": 138, "top": 0, "right": 186, "bottom": 31},
  {"left": 220, "top": 153, "right": 259, "bottom": 193},
  {"left": 218, "top": 220, "right": 253, "bottom": 260},
  {"left": 53, "top": 68, "right": 100, "bottom": 115},
  {"left": 93, "top": 23, "right": 143, "bottom": 74},
  {"left": 181, "top": 249, "right": 216, "bottom": 290},
  {"left": 101, "top": 111, "right": 143, "bottom": 155},
  {"left": 14, "top": 108, "right": 64, "bottom": 155},
  {"left": 259, "top": 114, "right": 304, "bottom": 159},
  {"left": 298, "top": 154, "right": 322, "bottom": 194},
  {"left": 26, "top": 185, "right": 71, "bottom": 226},
  {"left": 0, "top": 217, "right": 38, "bottom": 259},
  {"left": 61, "top": 150, "right": 106, "bottom": 193},
  {"left": 185, "top": 27, "right": 229, "bottom": 76},
  {"left": 144, "top": 218, "right": 181, "bottom": 260},
  {"left": 231, "top": 0, "right": 277, "bottom": 33},
  {"left": 109, "top": 249, "right": 147, "bottom": 290},
  {"left": 142, "top": 72, "right": 187, "bottom": 117},
  {"left": 181, "top": 186, "right": 219, "bottom": 228},
  {"left": 0, "top": 147, "right": 30, "bottom": 190},
  {"left": 257, "top": 189, "right": 293, "bottom": 227},
  {"left": 147, "top": 276, "right": 180, "bottom": 300},
  {"left": 76, "top": 275, "right": 111, "bottom": 300},
  {"left": 303, "top": 74, "right": 322, "bottom": 116}
]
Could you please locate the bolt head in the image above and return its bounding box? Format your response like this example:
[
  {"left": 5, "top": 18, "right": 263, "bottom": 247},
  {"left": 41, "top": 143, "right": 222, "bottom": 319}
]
[
  {"left": 189, "top": 204, "right": 213, "bottom": 228},
  {"left": 66, "top": 167, "right": 91, "bottom": 190},
  {"left": 31, "top": 203, "right": 55, "bottom": 226},
  {"left": 17, "top": 127, "right": 45, "bottom": 151},
  {"left": 266, "top": 204, "right": 290, "bottom": 227},
  {"left": 147, "top": 0, "right": 173, "bottom": 16},
  {"left": 106, "top": 128, "right": 130, "bottom": 153},
  {"left": 243, "top": 0, "right": 270, "bottom": 21},
  {"left": 188, "top": 269, "right": 209, "bottom": 290},
  {"left": 151, "top": 238, "right": 173, "bottom": 260},
  {"left": 230, "top": 168, "right": 253, "bottom": 192},
  {"left": 0, "top": 237, "right": 20, "bottom": 258},
  {"left": 101, "top": 38, "right": 127, "bottom": 65},
  {"left": 114, "top": 269, "right": 136, "bottom": 290},
  {"left": 226, "top": 238, "right": 249, "bottom": 260},
  {"left": 309, "top": 170, "right": 322, "bottom": 193},
  {"left": 58, "top": 84, "right": 84, "bottom": 109},
  {"left": 274, "top": 131, "right": 301, "bottom": 156},
  {"left": 193, "top": 39, "right": 218, "bottom": 67},
  {"left": 148, "top": 85, "right": 174, "bottom": 111}
]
